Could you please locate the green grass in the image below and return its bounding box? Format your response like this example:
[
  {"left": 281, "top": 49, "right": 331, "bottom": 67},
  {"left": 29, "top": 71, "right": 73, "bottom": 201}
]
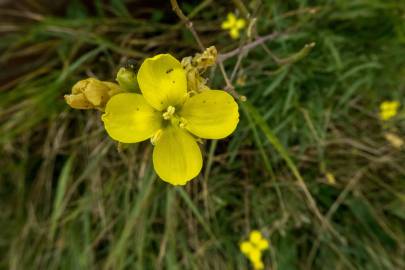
[{"left": 1, "top": 0, "right": 405, "bottom": 269}]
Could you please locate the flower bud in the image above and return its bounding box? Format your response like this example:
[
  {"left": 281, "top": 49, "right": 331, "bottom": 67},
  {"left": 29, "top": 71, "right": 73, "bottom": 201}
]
[
  {"left": 116, "top": 67, "right": 138, "bottom": 91},
  {"left": 65, "top": 78, "right": 124, "bottom": 110}
]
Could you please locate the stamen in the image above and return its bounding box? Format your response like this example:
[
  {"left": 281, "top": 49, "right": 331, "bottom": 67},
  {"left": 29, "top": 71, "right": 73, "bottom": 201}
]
[
  {"left": 162, "top": 106, "right": 176, "bottom": 120},
  {"left": 150, "top": 129, "right": 163, "bottom": 145},
  {"left": 179, "top": 117, "right": 188, "bottom": 129}
]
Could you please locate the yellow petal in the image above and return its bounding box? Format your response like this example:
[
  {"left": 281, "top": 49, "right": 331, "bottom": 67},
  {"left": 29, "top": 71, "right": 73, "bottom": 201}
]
[
  {"left": 249, "top": 230, "right": 263, "bottom": 244},
  {"left": 64, "top": 93, "right": 92, "bottom": 109},
  {"left": 227, "top": 13, "right": 237, "bottom": 25},
  {"left": 137, "top": 54, "right": 187, "bottom": 111},
  {"left": 180, "top": 90, "right": 239, "bottom": 139},
  {"left": 221, "top": 20, "right": 232, "bottom": 30},
  {"left": 256, "top": 239, "right": 269, "bottom": 251},
  {"left": 102, "top": 81, "right": 125, "bottom": 96},
  {"left": 102, "top": 93, "right": 162, "bottom": 143},
  {"left": 248, "top": 248, "right": 262, "bottom": 263},
  {"left": 153, "top": 127, "right": 202, "bottom": 185},
  {"left": 253, "top": 260, "right": 264, "bottom": 270},
  {"left": 240, "top": 241, "right": 254, "bottom": 255},
  {"left": 230, "top": 28, "right": 240, "bottom": 39},
  {"left": 236, "top": 18, "right": 246, "bottom": 29}
]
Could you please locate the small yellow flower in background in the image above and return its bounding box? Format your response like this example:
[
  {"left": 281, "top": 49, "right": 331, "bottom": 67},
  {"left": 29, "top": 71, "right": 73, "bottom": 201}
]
[
  {"left": 221, "top": 13, "right": 246, "bottom": 39},
  {"left": 101, "top": 54, "right": 239, "bottom": 185},
  {"left": 384, "top": 132, "right": 404, "bottom": 149},
  {"left": 325, "top": 171, "right": 336, "bottom": 185},
  {"left": 240, "top": 230, "right": 269, "bottom": 269},
  {"left": 379, "top": 101, "right": 400, "bottom": 121}
]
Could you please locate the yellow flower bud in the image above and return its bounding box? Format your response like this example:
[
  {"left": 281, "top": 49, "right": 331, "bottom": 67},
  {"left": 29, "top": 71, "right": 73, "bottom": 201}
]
[
  {"left": 116, "top": 67, "right": 138, "bottom": 91},
  {"left": 65, "top": 78, "right": 124, "bottom": 110}
]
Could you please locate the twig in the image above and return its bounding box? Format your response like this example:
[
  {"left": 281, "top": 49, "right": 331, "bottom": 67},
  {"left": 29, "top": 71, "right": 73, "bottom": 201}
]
[
  {"left": 218, "top": 62, "right": 240, "bottom": 99},
  {"left": 217, "top": 31, "right": 281, "bottom": 62},
  {"left": 230, "top": 18, "right": 257, "bottom": 81},
  {"left": 170, "top": 0, "right": 205, "bottom": 51},
  {"left": 306, "top": 167, "right": 368, "bottom": 269}
]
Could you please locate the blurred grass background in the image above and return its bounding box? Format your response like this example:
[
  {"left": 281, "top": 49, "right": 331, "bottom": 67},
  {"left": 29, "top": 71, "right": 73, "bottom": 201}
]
[{"left": 1, "top": 0, "right": 405, "bottom": 269}]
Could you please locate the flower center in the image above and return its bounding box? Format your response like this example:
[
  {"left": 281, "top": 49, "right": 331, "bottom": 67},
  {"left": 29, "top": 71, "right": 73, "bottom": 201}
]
[
  {"left": 160, "top": 105, "right": 188, "bottom": 131},
  {"left": 162, "top": 106, "right": 176, "bottom": 120}
]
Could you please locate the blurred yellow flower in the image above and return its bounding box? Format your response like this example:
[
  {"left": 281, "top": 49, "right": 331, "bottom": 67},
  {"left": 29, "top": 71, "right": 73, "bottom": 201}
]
[
  {"left": 384, "top": 132, "right": 404, "bottom": 149},
  {"left": 101, "top": 54, "right": 239, "bottom": 185},
  {"left": 379, "top": 101, "right": 400, "bottom": 121},
  {"left": 325, "top": 172, "right": 336, "bottom": 185},
  {"left": 249, "top": 230, "right": 269, "bottom": 251},
  {"left": 240, "top": 230, "right": 269, "bottom": 269},
  {"left": 221, "top": 13, "right": 246, "bottom": 39}
]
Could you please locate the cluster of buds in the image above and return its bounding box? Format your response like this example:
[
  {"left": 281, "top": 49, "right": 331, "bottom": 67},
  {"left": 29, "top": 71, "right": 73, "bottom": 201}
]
[
  {"left": 65, "top": 66, "right": 139, "bottom": 111},
  {"left": 64, "top": 78, "right": 124, "bottom": 110},
  {"left": 240, "top": 230, "right": 269, "bottom": 270},
  {"left": 181, "top": 46, "right": 217, "bottom": 94}
]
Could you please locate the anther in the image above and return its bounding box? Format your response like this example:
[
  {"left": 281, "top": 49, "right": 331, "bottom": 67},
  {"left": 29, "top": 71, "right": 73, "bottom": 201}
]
[{"left": 179, "top": 117, "right": 188, "bottom": 129}]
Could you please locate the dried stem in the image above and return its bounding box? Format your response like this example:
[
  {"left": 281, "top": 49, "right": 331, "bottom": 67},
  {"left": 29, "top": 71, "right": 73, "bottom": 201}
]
[
  {"left": 218, "top": 62, "right": 240, "bottom": 99},
  {"left": 170, "top": 0, "right": 205, "bottom": 51},
  {"left": 217, "top": 31, "right": 281, "bottom": 62}
]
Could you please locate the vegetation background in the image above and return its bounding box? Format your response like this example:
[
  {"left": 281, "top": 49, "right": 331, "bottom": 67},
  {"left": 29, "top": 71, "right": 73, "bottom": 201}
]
[{"left": 1, "top": 0, "right": 404, "bottom": 269}]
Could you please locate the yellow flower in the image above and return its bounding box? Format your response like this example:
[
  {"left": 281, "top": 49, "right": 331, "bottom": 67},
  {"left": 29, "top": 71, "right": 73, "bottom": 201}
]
[
  {"left": 240, "top": 230, "right": 269, "bottom": 269},
  {"left": 379, "top": 101, "right": 400, "bottom": 121},
  {"left": 221, "top": 13, "right": 246, "bottom": 39},
  {"left": 101, "top": 54, "right": 239, "bottom": 185}
]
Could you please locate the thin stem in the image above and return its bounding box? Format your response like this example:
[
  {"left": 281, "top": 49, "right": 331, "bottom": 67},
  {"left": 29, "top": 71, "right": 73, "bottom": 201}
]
[
  {"left": 217, "top": 31, "right": 281, "bottom": 62},
  {"left": 218, "top": 62, "right": 240, "bottom": 99},
  {"left": 170, "top": 0, "right": 205, "bottom": 51}
]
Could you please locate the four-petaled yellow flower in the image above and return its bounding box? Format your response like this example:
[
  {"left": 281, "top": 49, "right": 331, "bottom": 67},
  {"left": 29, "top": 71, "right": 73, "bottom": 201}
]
[
  {"left": 221, "top": 13, "right": 246, "bottom": 39},
  {"left": 240, "top": 230, "right": 269, "bottom": 270},
  {"left": 379, "top": 101, "right": 400, "bottom": 121},
  {"left": 102, "top": 54, "right": 239, "bottom": 185}
]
